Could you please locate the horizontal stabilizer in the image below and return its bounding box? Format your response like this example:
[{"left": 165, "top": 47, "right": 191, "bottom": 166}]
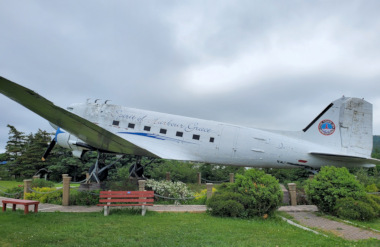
[{"left": 310, "top": 152, "right": 380, "bottom": 165}]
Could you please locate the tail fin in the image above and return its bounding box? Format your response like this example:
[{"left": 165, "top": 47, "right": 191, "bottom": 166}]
[{"left": 302, "top": 97, "right": 373, "bottom": 157}]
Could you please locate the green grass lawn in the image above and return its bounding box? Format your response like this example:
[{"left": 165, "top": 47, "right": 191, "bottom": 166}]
[
  {"left": 348, "top": 219, "right": 380, "bottom": 232},
  {"left": 0, "top": 180, "right": 23, "bottom": 189},
  {"left": 0, "top": 210, "right": 379, "bottom": 247},
  {"left": 0, "top": 180, "right": 80, "bottom": 190},
  {"left": 322, "top": 214, "right": 380, "bottom": 232}
]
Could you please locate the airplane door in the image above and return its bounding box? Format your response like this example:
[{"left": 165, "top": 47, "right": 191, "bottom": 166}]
[{"left": 217, "top": 124, "right": 240, "bottom": 161}]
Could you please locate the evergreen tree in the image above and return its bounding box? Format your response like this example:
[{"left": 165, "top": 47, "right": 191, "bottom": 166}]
[
  {"left": 5, "top": 125, "right": 27, "bottom": 177},
  {"left": 16, "top": 129, "right": 52, "bottom": 177},
  {"left": 47, "top": 147, "right": 92, "bottom": 182}
]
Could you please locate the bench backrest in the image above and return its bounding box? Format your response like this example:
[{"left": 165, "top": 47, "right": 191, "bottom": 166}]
[{"left": 99, "top": 191, "right": 154, "bottom": 205}]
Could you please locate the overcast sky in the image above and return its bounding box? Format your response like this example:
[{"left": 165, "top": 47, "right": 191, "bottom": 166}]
[{"left": 1, "top": 0, "right": 380, "bottom": 154}]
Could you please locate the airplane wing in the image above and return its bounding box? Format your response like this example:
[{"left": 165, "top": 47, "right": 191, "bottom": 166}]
[
  {"left": 0, "top": 76, "right": 156, "bottom": 157},
  {"left": 310, "top": 152, "right": 380, "bottom": 165}
]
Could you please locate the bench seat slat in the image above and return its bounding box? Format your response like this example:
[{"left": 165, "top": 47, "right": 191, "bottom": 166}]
[
  {"left": 99, "top": 193, "right": 153, "bottom": 197},
  {"left": 97, "top": 204, "right": 154, "bottom": 207},
  {"left": 99, "top": 199, "right": 154, "bottom": 203},
  {"left": 2, "top": 199, "right": 39, "bottom": 205},
  {"left": 99, "top": 194, "right": 154, "bottom": 198},
  {"left": 100, "top": 191, "right": 154, "bottom": 194}
]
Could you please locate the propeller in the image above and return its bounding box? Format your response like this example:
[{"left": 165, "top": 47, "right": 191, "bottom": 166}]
[
  {"left": 42, "top": 138, "right": 56, "bottom": 161},
  {"left": 42, "top": 126, "right": 63, "bottom": 161}
]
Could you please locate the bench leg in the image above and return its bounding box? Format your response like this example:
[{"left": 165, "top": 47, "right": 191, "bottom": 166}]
[
  {"left": 24, "top": 205, "right": 29, "bottom": 214},
  {"left": 12, "top": 204, "right": 16, "bottom": 211},
  {"left": 104, "top": 206, "right": 109, "bottom": 216},
  {"left": 2, "top": 203, "right": 6, "bottom": 212},
  {"left": 142, "top": 205, "right": 146, "bottom": 216},
  {"left": 34, "top": 204, "right": 39, "bottom": 213}
]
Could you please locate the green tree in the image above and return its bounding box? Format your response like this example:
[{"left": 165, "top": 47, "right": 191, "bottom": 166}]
[
  {"left": 47, "top": 148, "right": 96, "bottom": 182},
  {"left": 16, "top": 129, "right": 52, "bottom": 178},
  {"left": 264, "top": 168, "right": 310, "bottom": 184},
  {"left": 0, "top": 153, "right": 9, "bottom": 179},
  {"left": 5, "top": 125, "right": 27, "bottom": 177},
  {"left": 145, "top": 159, "right": 197, "bottom": 183},
  {"left": 199, "top": 164, "right": 245, "bottom": 182}
]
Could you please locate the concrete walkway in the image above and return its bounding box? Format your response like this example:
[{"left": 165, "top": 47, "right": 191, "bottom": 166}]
[
  {"left": 1, "top": 196, "right": 316, "bottom": 213},
  {"left": 2, "top": 196, "right": 380, "bottom": 241},
  {"left": 287, "top": 211, "right": 380, "bottom": 241}
]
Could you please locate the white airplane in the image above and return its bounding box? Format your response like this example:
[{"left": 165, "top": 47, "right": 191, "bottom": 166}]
[{"left": 1, "top": 76, "right": 379, "bottom": 182}]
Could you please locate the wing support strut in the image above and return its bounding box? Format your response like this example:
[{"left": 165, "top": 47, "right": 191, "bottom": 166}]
[{"left": 87, "top": 152, "right": 124, "bottom": 183}]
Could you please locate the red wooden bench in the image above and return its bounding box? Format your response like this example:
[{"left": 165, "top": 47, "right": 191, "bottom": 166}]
[
  {"left": 97, "top": 191, "right": 154, "bottom": 216},
  {"left": 2, "top": 199, "right": 40, "bottom": 214}
]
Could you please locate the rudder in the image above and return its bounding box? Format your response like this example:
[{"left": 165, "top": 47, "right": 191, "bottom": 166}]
[{"left": 302, "top": 97, "right": 373, "bottom": 157}]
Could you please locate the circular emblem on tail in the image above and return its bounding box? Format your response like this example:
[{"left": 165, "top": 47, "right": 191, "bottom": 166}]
[{"left": 318, "top": 119, "right": 335, "bottom": 135}]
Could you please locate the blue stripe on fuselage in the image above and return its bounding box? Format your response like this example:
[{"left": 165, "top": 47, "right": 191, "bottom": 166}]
[{"left": 117, "top": 132, "right": 195, "bottom": 144}]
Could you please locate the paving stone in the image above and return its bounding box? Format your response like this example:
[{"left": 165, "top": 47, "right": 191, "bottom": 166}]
[{"left": 287, "top": 211, "right": 380, "bottom": 240}]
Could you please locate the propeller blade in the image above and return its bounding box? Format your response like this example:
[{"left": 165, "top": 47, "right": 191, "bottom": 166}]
[{"left": 42, "top": 138, "right": 56, "bottom": 161}]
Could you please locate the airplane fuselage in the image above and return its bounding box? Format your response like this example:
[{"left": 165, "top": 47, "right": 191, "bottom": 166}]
[{"left": 63, "top": 101, "right": 356, "bottom": 169}]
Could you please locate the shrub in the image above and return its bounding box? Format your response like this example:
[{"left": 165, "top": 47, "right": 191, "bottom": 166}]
[
  {"left": 31, "top": 179, "right": 55, "bottom": 188},
  {"left": 145, "top": 179, "right": 194, "bottom": 205},
  {"left": 362, "top": 194, "right": 380, "bottom": 217},
  {"left": 232, "top": 169, "right": 283, "bottom": 216},
  {"left": 207, "top": 192, "right": 247, "bottom": 217},
  {"left": 305, "top": 166, "right": 366, "bottom": 213},
  {"left": 192, "top": 187, "right": 217, "bottom": 205},
  {"left": 25, "top": 187, "right": 63, "bottom": 204},
  {"left": 2, "top": 185, "right": 24, "bottom": 199},
  {"left": 365, "top": 184, "right": 378, "bottom": 193},
  {"left": 207, "top": 169, "right": 282, "bottom": 217},
  {"left": 334, "top": 197, "right": 376, "bottom": 221},
  {"left": 70, "top": 190, "right": 100, "bottom": 206}
]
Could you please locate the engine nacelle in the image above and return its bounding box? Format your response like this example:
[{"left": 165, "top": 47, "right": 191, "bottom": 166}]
[{"left": 55, "top": 130, "right": 92, "bottom": 158}]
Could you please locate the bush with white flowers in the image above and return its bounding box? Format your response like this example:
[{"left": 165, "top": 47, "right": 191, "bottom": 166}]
[{"left": 146, "top": 179, "right": 194, "bottom": 204}]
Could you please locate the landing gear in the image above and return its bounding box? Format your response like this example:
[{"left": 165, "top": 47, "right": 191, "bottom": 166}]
[
  {"left": 86, "top": 153, "right": 156, "bottom": 182},
  {"left": 305, "top": 167, "right": 319, "bottom": 175},
  {"left": 87, "top": 152, "right": 123, "bottom": 183},
  {"left": 129, "top": 156, "right": 144, "bottom": 178},
  {"left": 88, "top": 164, "right": 108, "bottom": 182},
  {"left": 128, "top": 156, "right": 157, "bottom": 178}
]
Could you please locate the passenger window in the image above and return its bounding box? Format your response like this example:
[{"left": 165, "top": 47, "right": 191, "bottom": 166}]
[
  {"left": 210, "top": 137, "right": 215, "bottom": 143},
  {"left": 128, "top": 123, "right": 135, "bottom": 129},
  {"left": 160, "top": 129, "right": 167, "bottom": 134},
  {"left": 113, "top": 120, "right": 120, "bottom": 126},
  {"left": 144, "top": 126, "right": 151, "bottom": 131},
  {"left": 176, "top": 131, "right": 183, "bottom": 137},
  {"left": 193, "top": 134, "right": 200, "bottom": 140}
]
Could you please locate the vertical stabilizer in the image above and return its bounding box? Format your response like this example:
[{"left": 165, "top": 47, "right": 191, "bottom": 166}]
[{"left": 302, "top": 97, "right": 373, "bottom": 157}]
